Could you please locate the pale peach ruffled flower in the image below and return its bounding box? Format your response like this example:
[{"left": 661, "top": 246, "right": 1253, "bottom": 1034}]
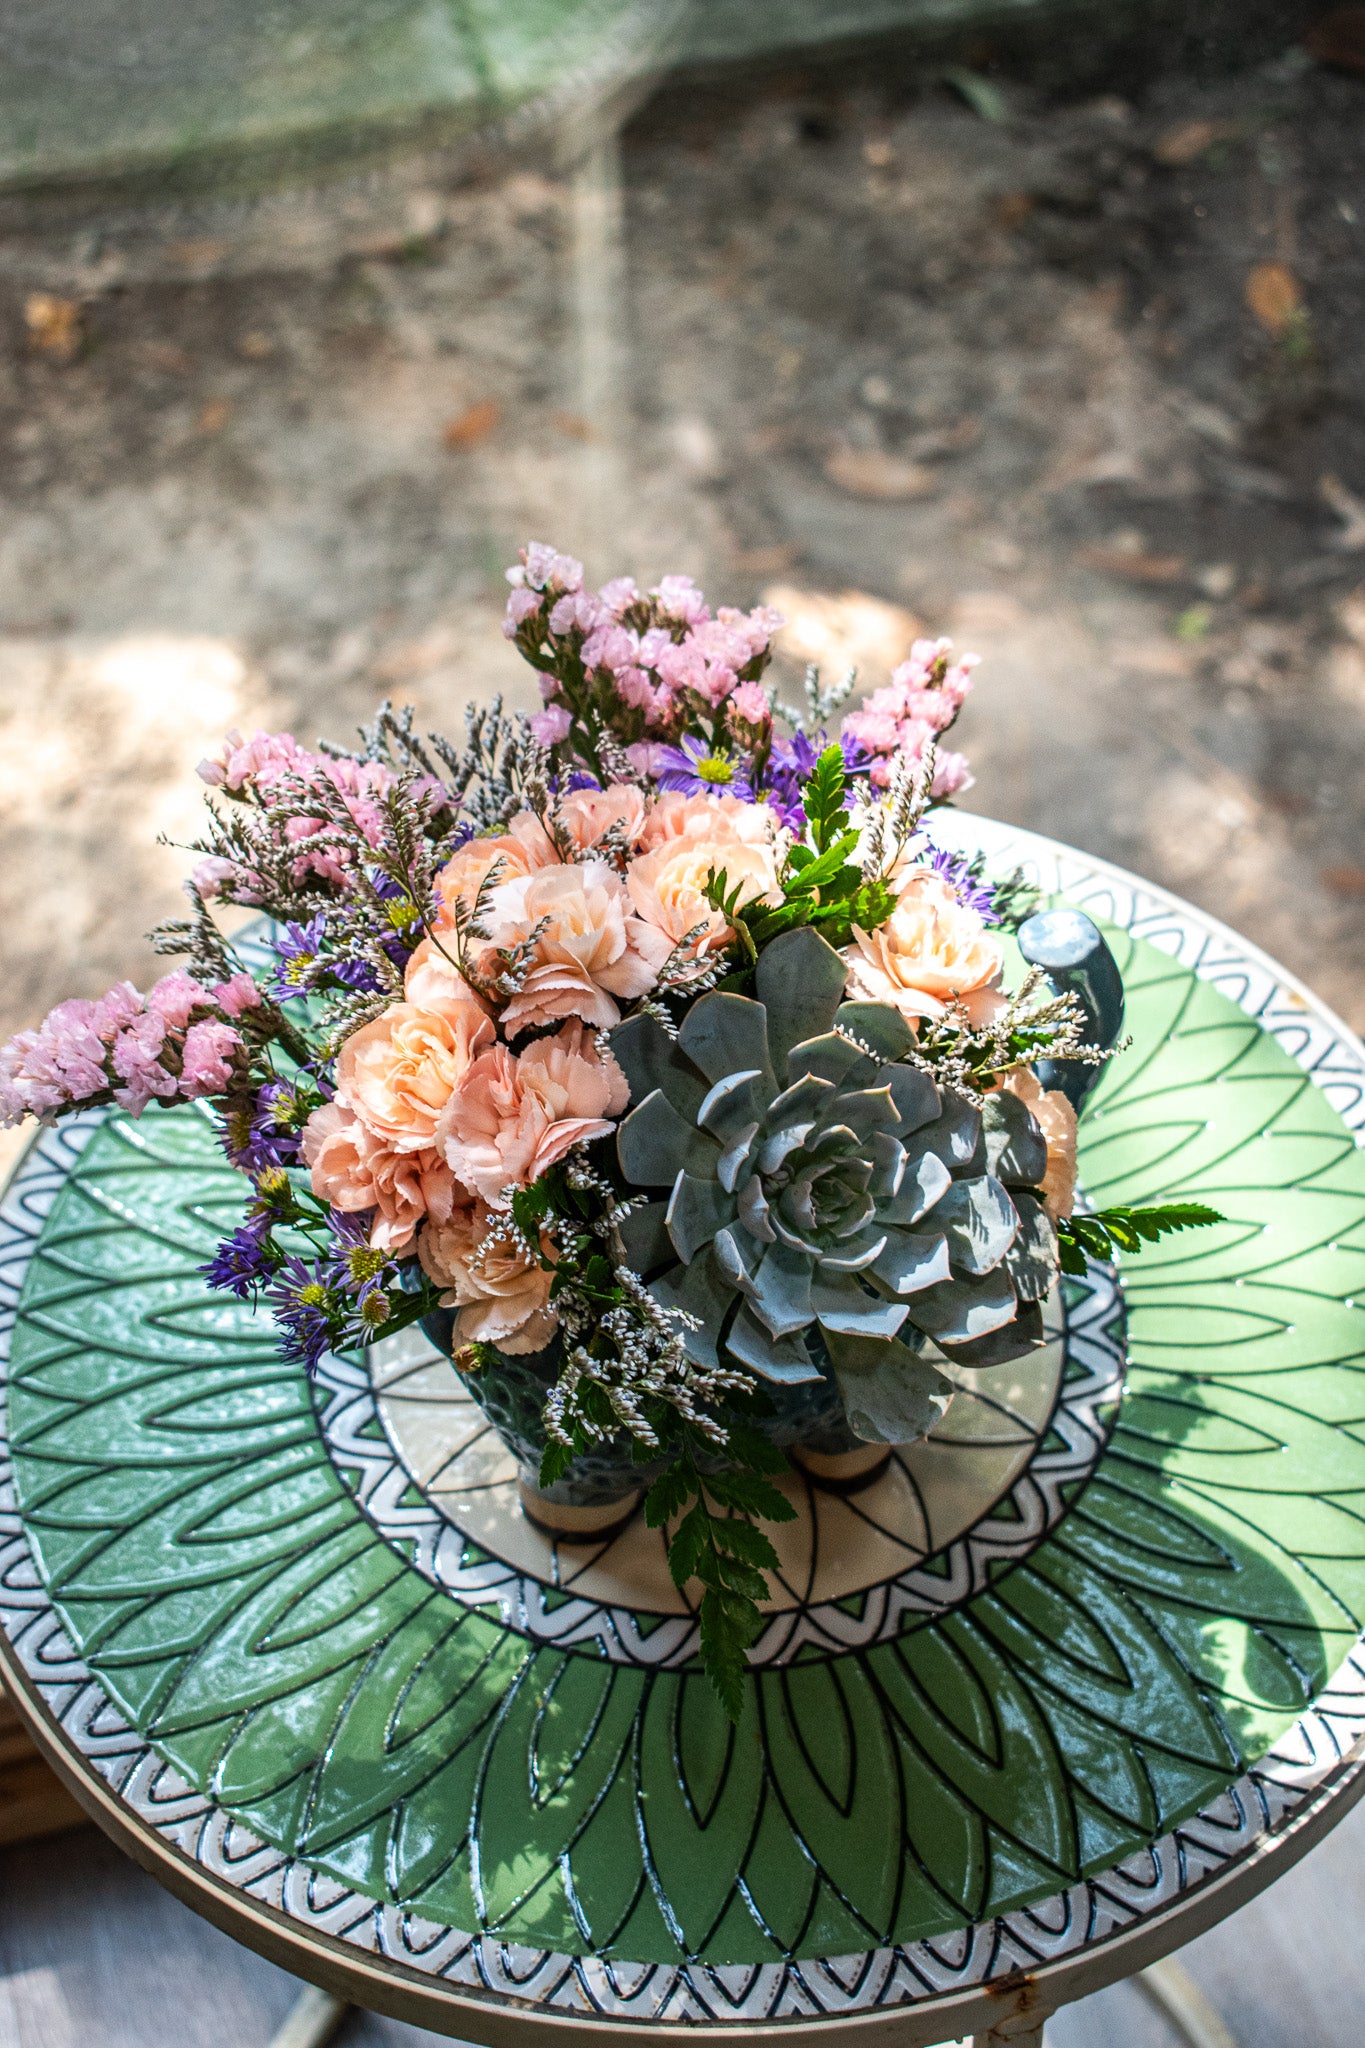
[
  {"left": 418, "top": 1193, "right": 558, "bottom": 1353},
  {"left": 637, "top": 788, "right": 779, "bottom": 854},
  {"left": 479, "top": 859, "right": 672, "bottom": 1035},
  {"left": 1001, "top": 1064, "right": 1077, "bottom": 1222},
  {"left": 301, "top": 1100, "right": 459, "bottom": 1252},
  {"left": 338, "top": 996, "right": 493, "bottom": 1154},
  {"left": 438, "top": 1020, "right": 630, "bottom": 1205},
  {"left": 432, "top": 814, "right": 558, "bottom": 930},
  {"left": 626, "top": 831, "right": 783, "bottom": 970},
  {"left": 840, "top": 872, "right": 1004, "bottom": 1027},
  {"left": 557, "top": 783, "right": 648, "bottom": 854},
  {"left": 402, "top": 937, "right": 489, "bottom": 1010}
]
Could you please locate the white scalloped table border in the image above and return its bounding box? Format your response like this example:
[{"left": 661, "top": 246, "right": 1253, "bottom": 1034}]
[{"left": 2, "top": 819, "right": 1365, "bottom": 2036}]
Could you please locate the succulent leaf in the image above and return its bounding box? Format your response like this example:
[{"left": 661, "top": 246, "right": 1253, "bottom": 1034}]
[
  {"left": 665, "top": 1172, "right": 737, "bottom": 1264},
  {"left": 614, "top": 960, "right": 1061, "bottom": 1441},
  {"left": 830, "top": 1343, "right": 954, "bottom": 1444},
  {"left": 618, "top": 1088, "right": 719, "bottom": 1186},
  {"left": 610, "top": 1012, "right": 708, "bottom": 1120},
  {"left": 755, "top": 926, "right": 850, "bottom": 1078},
  {"left": 678, "top": 992, "right": 776, "bottom": 1093},
  {"left": 831, "top": 1000, "right": 916, "bottom": 1065},
  {"left": 937, "top": 1175, "right": 1019, "bottom": 1277},
  {"left": 943, "top": 1299, "right": 1046, "bottom": 1368},
  {"left": 1005, "top": 1190, "right": 1057, "bottom": 1303},
  {"left": 871, "top": 1229, "right": 952, "bottom": 1296},
  {"left": 983, "top": 1087, "right": 1049, "bottom": 1186},
  {"left": 907, "top": 1268, "right": 1018, "bottom": 1345},
  {"left": 618, "top": 1199, "right": 672, "bottom": 1275}
]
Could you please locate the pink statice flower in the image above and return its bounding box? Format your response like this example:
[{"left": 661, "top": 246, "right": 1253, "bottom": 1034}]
[
  {"left": 653, "top": 574, "right": 709, "bottom": 626},
  {"left": 840, "top": 635, "right": 979, "bottom": 792},
  {"left": 213, "top": 973, "right": 263, "bottom": 1019},
  {"left": 147, "top": 970, "right": 206, "bottom": 1030},
  {"left": 180, "top": 1019, "right": 244, "bottom": 1097},
  {"left": 0, "top": 971, "right": 252, "bottom": 1127},
  {"left": 509, "top": 543, "right": 584, "bottom": 595},
  {"left": 530, "top": 704, "right": 573, "bottom": 747}
]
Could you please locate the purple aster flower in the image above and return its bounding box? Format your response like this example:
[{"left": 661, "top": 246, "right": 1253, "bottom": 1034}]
[
  {"left": 202, "top": 1215, "right": 278, "bottom": 1300},
  {"left": 654, "top": 733, "right": 754, "bottom": 801},
  {"left": 266, "top": 916, "right": 328, "bottom": 1000},
  {"left": 222, "top": 1076, "right": 313, "bottom": 1172},
  {"left": 761, "top": 729, "right": 871, "bottom": 829},
  {"left": 265, "top": 1254, "right": 339, "bottom": 1372},
  {"left": 324, "top": 1208, "right": 396, "bottom": 1297},
  {"left": 338, "top": 1278, "right": 397, "bottom": 1349},
  {"left": 921, "top": 841, "right": 1001, "bottom": 925}
]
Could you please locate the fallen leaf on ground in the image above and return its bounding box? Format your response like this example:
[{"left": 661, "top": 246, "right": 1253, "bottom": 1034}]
[
  {"left": 552, "top": 411, "right": 593, "bottom": 441},
  {"left": 863, "top": 139, "right": 894, "bottom": 167},
  {"left": 443, "top": 400, "right": 500, "bottom": 448},
  {"left": 734, "top": 543, "right": 802, "bottom": 575},
  {"left": 171, "top": 239, "right": 227, "bottom": 270},
  {"left": 141, "top": 341, "right": 192, "bottom": 374},
  {"left": 1305, "top": 6, "right": 1365, "bottom": 73},
  {"left": 197, "top": 399, "right": 230, "bottom": 435},
  {"left": 1153, "top": 119, "right": 1237, "bottom": 165},
  {"left": 1322, "top": 863, "right": 1365, "bottom": 897},
  {"left": 824, "top": 446, "right": 939, "bottom": 501},
  {"left": 238, "top": 332, "right": 275, "bottom": 361},
  {"left": 1076, "top": 545, "right": 1187, "bottom": 583},
  {"left": 23, "top": 294, "right": 81, "bottom": 361},
  {"left": 1245, "top": 262, "right": 1302, "bottom": 335},
  {"left": 992, "top": 192, "right": 1036, "bottom": 227}
]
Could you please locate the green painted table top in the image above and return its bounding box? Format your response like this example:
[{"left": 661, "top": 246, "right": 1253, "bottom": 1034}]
[{"left": 3, "top": 817, "right": 1365, "bottom": 2041}]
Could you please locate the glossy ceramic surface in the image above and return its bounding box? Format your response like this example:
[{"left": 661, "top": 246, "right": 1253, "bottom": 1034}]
[{"left": 3, "top": 818, "right": 1365, "bottom": 2031}]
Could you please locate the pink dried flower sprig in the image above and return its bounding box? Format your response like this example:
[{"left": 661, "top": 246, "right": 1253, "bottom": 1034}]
[
  {"left": 0, "top": 969, "right": 260, "bottom": 1124},
  {"left": 193, "top": 732, "right": 404, "bottom": 903},
  {"left": 840, "top": 637, "right": 977, "bottom": 797},
  {"left": 503, "top": 544, "right": 783, "bottom": 780}
]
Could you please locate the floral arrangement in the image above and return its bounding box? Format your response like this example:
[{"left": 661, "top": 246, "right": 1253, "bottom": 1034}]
[{"left": 0, "top": 543, "right": 1215, "bottom": 1712}]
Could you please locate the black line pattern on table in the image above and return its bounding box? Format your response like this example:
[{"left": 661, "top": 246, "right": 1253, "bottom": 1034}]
[
  {"left": 3, "top": 859, "right": 1365, "bottom": 2017},
  {"left": 309, "top": 1266, "right": 1124, "bottom": 1667}
]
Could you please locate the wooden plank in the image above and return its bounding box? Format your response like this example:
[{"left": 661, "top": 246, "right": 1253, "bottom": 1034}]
[{"left": 0, "top": 1682, "right": 87, "bottom": 1847}]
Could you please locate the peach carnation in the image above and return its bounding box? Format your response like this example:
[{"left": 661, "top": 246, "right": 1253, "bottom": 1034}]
[
  {"left": 626, "top": 831, "right": 783, "bottom": 970},
  {"left": 638, "top": 788, "right": 780, "bottom": 854},
  {"left": 433, "top": 813, "right": 558, "bottom": 930},
  {"left": 403, "top": 937, "right": 488, "bottom": 1010},
  {"left": 840, "top": 872, "right": 1004, "bottom": 1027},
  {"left": 1001, "top": 1065, "right": 1077, "bottom": 1222},
  {"left": 438, "top": 1020, "right": 629, "bottom": 1204},
  {"left": 301, "top": 1100, "right": 458, "bottom": 1252},
  {"left": 557, "top": 783, "right": 648, "bottom": 854},
  {"left": 479, "top": 859, "right": 672, "bottom": 1035},
  {"left": 338, "top": 996, "right": 492, "bottom": 1153},
  {"left": 418, "top": 1195, "right": 558, "bottom": 1354}
]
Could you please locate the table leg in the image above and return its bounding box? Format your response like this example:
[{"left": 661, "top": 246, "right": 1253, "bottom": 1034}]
[
  {"left": 970, "top": 2010, "right": 1049, "bottom": 2047},
  {"left": 1137, "top": 1958, "right": 1240, "bottom": 2048},
  {"left": 267, "top": 1984, "right": 350, "bottom": 2048}
]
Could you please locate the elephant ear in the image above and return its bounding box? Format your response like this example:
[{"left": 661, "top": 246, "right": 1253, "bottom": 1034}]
[{"left": 755, "top": 928, "right": 849, "bottom": 1080}]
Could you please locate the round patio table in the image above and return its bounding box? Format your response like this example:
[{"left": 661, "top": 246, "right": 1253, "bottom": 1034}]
[{"left": 3, "top": 817, "right": 1365, "bottom": 2048}]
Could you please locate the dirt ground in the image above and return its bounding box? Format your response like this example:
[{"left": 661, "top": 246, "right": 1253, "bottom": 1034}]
[{"left": 2, "top": 23, "right": 1364, "bottom": 1150}]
